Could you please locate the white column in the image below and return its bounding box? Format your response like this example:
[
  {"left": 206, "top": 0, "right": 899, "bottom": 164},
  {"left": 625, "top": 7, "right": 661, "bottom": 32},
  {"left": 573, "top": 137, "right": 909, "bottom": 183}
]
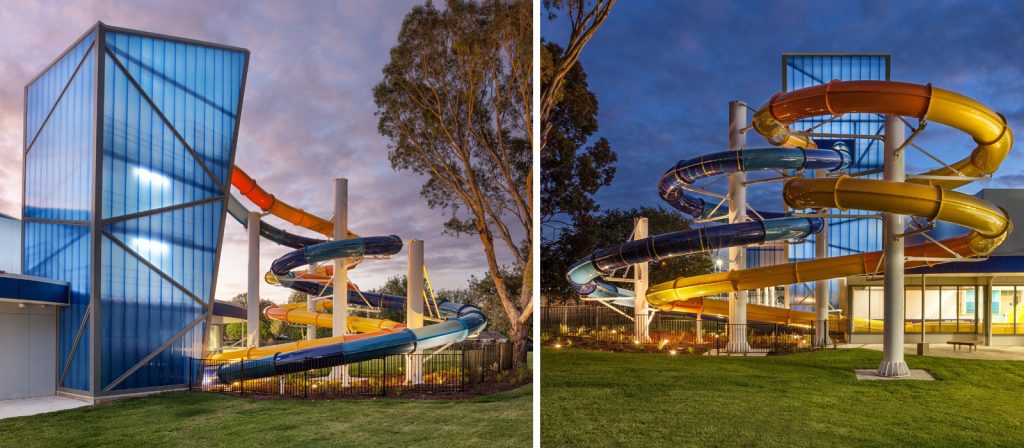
[
  {"left": 247, "top": 211, "right": 261, "bottom": 348},
  {"left": 332, "top": 178, "right": 350, "bottom": 385},
  {"left": 633, "top": 217, "right": 650, "bottom": 343},
  {"left": 405, "top": 240, "right": 425, "bottom": 384},
  {"left": 878, "top": 114, "right": 909, "bottom": 377},
  {"left": 814, "top": 203, "right": 830, "bottom": 346},
  {"left": 307, "top": 264, "right": 316, "bottom": 341},
  {"left": 695, "top": 314, "right": 704, "bottom": 344},
  {"left": 209, "top": 324, "right": 224, "bottom": 352},
  {"left": 726, "top": 100, "right": 750, "bottom": 353}
]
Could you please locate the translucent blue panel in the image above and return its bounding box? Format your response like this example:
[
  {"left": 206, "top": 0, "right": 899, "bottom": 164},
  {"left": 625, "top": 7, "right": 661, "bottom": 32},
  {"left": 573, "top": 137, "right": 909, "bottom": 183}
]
[
  {"left": 113, "top": 323, "right": 204, "bottom": 391},
  {"left": 784, "top": 55, "right": 888, "bottom": 305},
  {"left": 24, "top": 48, "right": 95, "bottom": 221},
  {"left": 100, "top": 235, "right": 204, "bottom": 389},
  {"left": 105, "top": 201, "right": 223, "bottom": 301},
  {"left": 101, "top": 53, "right": 222, "bottom": 219},
  {"left": 105, "top": 32, "right": 246, "bottom": 187},
  {"left": 25, "top": 33, "right": 94, "bottom": 145},
  {"left": 24, "top": 222, "right": 91, "bottom": 391}
]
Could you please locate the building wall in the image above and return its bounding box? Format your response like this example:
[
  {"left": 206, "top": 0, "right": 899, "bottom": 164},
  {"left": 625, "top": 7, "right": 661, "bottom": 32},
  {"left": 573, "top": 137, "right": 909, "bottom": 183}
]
[
  {"left": 0, "top": 216, "right": 20, "bottom": 273},
  {"left": 23, "top": 31, "right": 96, "bottom": 392},
  {"left": 780, "top": 54, "right": 889, "bottom": 306},
  {"left": 0, "top": 302, "right": 57, "bottom": 400},
  {"left": 22, "top": 24, "right": 247, "bottom": 396}
]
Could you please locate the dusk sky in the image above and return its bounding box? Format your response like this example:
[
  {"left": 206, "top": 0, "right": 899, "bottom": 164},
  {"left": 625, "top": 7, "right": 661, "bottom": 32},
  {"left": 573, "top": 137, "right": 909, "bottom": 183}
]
[
  {"left": 543, "top": 0, "right": 1024, "bottom": 221},
  {"left": 0, "top": 0, "right": 518, "bottom": 303}
]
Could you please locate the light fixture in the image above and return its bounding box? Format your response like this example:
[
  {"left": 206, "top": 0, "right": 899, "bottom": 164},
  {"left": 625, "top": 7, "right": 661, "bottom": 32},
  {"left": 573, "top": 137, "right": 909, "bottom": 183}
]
[
  {"left": 133, "top": 167, "right": 170, "bottom": 188},
  {"left": 131, "top": 237, "right": 169, "bottom": 256},
  {"left": 18, "top": 303, "right": 26, "bottom": 309},
  {"left": 554, "top": 343, "right": 562, "bottom": 349},
  {"left": 669, "top": 349, "right": 678, "bottom": 355}
]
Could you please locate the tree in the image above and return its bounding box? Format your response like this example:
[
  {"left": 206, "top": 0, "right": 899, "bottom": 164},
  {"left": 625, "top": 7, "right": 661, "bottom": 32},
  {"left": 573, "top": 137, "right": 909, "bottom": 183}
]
[
  {"left": 223, "top": 293, "right": 282, "bottom": 342},
  {"left": 540, "top": 42, "right": 617, "bottom": 232},
  {"left": 541, "top": 206, "right": 714, "bottom": 302},
  {"left": 374, "top": 0, "right": 533, "bottom": 367},
  {"left": 540, "top": 0, "right": 615, "bottom": 150}
]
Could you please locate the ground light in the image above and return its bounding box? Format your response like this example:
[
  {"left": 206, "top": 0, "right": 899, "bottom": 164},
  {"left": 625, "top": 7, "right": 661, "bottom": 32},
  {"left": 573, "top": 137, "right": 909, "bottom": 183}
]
[{"left": 669, "top": 349, "right": 678, "bottom": 355}]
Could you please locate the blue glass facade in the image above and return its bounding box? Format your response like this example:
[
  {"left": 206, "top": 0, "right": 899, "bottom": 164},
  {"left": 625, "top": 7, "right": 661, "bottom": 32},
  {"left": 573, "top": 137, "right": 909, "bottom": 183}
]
[
  {"left": 22, "top": 23, "right": 247, "bottom": 396},
  {"left": 783, "top": 54, "right": 889, "bottom": 306}
]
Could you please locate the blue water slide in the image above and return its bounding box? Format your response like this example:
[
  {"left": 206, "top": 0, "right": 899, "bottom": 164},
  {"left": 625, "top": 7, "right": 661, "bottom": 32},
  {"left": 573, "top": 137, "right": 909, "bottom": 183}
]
[
  {"left": 567, "top": 147, "right": 850, "bottom": 300},
  {"left": 214, "top": 302, "right": 487, "bottom": 384}
]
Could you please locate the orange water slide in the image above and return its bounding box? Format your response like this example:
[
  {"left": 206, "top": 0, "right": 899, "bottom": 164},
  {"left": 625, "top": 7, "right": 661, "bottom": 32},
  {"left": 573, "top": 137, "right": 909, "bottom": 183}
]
[{"left": 231, "top": 166, "right": 357, "bottom": 238}]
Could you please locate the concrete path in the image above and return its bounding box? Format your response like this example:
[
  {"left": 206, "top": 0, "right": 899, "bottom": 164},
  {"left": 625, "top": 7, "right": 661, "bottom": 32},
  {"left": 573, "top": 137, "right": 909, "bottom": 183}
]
[
  {"left": 0, "top": 396, "right": 90, "bottom": 420},
  {"left": 839, "top": 343, "right": 1024, "bottom": 361}
]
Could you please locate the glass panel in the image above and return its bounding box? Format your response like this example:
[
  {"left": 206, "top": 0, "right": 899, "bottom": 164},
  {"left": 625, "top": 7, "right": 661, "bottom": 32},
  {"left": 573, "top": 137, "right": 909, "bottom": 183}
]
[
  {"left": 101, "top": 53, "right": 222, "bottom": 218},
  {"left": 105, "top": 201, "right": 223, "bottom": 301},
  {"left": 1011, "top": 288, "right": 1019, "bottom": 333},
  {"left": 24, "top": 48, "right": 95, "bottom": 221},
  {"left": 905, "top": 287, "right": 922, "bottom": 333},
  {"left": 993, "top": 286, "right": 1014, "bottom": 334},
  {"left": 113, "top": 324, "right": 204, "bottom": 391},
  {"left": 867, "top": 286, "right": 884, "bottom": 333},
  {"left": 100, "top": 234, "right": 204, "bottom": 390},
  {"left": 959, "top": 287, "right": 976, "bottom": 333},
  {"left": 939, "top": 287, "right": 958, "bottom": 332},
  {"left": 105, "top": 32, "right": 246, "bottom": 187},
  {"left": 24, "top": 222, "right": 91, "bottom": 391},
  {"left": 26, "top": 33, "right": 95, "bottom": 144}
]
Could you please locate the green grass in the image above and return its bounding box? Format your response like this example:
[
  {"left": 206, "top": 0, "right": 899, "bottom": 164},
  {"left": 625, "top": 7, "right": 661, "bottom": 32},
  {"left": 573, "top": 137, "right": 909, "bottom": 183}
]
[
  {"left": 0, "top": 386, "right": 530, "bottom": 448},
  {"left": 541, "top": 348, "right": 1024, "bottom": 447}
]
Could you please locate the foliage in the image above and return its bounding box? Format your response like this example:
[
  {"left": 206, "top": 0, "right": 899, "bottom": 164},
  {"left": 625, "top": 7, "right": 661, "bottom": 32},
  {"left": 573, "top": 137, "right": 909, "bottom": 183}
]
[
  {"left": 374, "top": 0, "right": 533, "bottom": 366},
  {"left": 540, "top": 0, "right": 615, "bottom": 149},
  {"left": 541, "top": 206, "right": 713, "bottom": 302},
  {"left": 540, "top": 42, "right": 617, "bottom": 230},
  {"left": 223, "top": 293, "right": 302, "bottom": 342}
]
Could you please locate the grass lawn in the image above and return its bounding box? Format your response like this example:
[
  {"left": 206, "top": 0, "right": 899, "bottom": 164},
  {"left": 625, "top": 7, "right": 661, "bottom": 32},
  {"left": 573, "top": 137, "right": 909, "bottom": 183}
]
[
  {"left": 0, "top": 385, "right": 530, "bottom": 447},
  {"left": 541, "top": 348, "right": 1024, "bottom": 447}
]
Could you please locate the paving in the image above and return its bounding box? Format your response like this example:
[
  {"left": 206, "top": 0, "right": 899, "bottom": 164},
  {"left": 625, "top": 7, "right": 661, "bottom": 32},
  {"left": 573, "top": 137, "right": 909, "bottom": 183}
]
[
  {"left": 839, "top": 343, "right": 1024, "bottom": 361},
  {"left": 0, "top": 396, "right": 90, "bottom": 420},
  {"left": 854, "top": 369, "right": 935, "bottom": 381}
]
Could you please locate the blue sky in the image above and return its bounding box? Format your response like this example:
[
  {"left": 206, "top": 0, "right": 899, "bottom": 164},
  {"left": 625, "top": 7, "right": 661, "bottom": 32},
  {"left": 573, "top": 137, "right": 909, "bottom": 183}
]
[
  {"left": 542, "top": 0, "right": 1024, "bottom": 215},
  {"left": 0, "top": 0, "right": 520, "bottom": 302}
]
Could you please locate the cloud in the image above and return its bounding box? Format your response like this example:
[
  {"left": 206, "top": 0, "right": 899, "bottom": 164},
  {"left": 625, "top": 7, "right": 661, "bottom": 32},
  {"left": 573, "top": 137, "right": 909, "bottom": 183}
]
[{"left": 1, "top": 0, "right": 520, "bottom": 303}]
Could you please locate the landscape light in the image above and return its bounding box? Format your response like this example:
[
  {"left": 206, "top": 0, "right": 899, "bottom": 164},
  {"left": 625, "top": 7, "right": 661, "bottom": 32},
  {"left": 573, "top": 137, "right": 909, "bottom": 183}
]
[
  {"left": 554, "top": 343, "right": 562, "bottom": 349},
  {"left": 669, "top": 349, "right": 678, "bottom": 355}
]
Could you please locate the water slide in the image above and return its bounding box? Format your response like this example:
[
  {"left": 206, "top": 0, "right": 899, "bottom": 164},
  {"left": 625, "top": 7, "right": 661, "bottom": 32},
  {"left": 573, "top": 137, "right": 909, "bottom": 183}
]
[
  {"left": 567, "top": 80, "right": 1012, "bottom": 324},
  {"left": 205, "top": 167, "right": 487, "bottom": 384}
]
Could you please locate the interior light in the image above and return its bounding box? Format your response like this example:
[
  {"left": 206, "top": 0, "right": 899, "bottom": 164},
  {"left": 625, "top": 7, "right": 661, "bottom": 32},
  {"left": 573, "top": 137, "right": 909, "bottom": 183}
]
[
  {"left": 132, "top": 238, "right": 169, "bottom": 256},
  {"left": 133, "top": 167, "right": 170, "bottom": 188}
]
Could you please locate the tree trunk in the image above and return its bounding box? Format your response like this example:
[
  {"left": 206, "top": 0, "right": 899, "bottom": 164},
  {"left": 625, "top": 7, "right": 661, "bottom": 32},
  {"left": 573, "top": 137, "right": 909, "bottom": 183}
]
[{"left": 510, "top": 316, "right": 529, "bottom": 369}]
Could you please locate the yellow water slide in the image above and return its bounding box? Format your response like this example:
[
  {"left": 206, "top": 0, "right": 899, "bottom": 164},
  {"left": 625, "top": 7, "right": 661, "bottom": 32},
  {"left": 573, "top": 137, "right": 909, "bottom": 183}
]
[{"left": 647, "top": 81, "right": 1013, "bottom": 319}]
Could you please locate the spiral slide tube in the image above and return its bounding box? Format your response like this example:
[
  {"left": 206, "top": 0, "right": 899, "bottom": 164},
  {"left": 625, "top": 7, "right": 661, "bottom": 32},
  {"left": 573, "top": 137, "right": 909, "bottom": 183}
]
[
  {"left": 569, "top": 81, "right": 1012, "bottom": 326},
  {"left": 648, "top": 81, "right": 1011, "bottom": 314},
  {"left": 214, "top": 170, "right": 489, "bottom": 382},
  {"left": 214, "top": 302, "right": 487, "bottom": 384},
  {"left": 567, "top": 147, "right": 849, "bottom": 302}
]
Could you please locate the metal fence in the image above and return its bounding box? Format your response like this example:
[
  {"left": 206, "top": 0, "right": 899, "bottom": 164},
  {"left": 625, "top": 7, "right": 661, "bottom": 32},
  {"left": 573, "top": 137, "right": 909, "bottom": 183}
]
[
  {"left": 190, "top": 340, "right": 513, "bottom": 397},
  {"left": 541, "top": 305, "right": 848, "bottom": 354}
]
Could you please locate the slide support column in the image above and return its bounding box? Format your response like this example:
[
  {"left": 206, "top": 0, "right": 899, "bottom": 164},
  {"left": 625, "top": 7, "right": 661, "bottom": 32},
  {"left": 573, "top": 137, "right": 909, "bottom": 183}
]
[
  {"left": 333, "top": 178, "right": 351, "bottom": 386},
  {"left": 814, "top": 189, "right": 830, "bottom": 346},
  {"left": 307, "top": 264, "right": 316, "bottom": 341},
  {"left": 406, "top": 240, "right": 425, "bottom": 385},
  {"left": 247, "top": 211, "right": 261, "bottom": 348},
  {"left": 634, "top": 217, "right": 650, "bottom": 344},
  {"left": 877, "top": 114, "right": 909, "bottom": 377},
  {"left": 726, "top": 100, "right": 750, "bottom": 353}
]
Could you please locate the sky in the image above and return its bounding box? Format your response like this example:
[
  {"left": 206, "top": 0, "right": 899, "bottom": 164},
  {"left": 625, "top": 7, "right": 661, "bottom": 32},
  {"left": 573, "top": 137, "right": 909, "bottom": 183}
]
[
  {"left": 0, "top": 0, "right": 518, "bottom": 303},
  {"left": 542, "top": 0, "right": 1024, "bottom": 218}
]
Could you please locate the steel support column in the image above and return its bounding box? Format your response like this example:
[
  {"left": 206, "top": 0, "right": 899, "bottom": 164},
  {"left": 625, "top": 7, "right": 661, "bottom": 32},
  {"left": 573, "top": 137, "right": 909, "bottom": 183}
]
[
  {"left": 726, "top": 100, "right": 750, "bottom": 353},
  {"left": 877, "top": 114, "right": 909, "bottom": 377}
]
